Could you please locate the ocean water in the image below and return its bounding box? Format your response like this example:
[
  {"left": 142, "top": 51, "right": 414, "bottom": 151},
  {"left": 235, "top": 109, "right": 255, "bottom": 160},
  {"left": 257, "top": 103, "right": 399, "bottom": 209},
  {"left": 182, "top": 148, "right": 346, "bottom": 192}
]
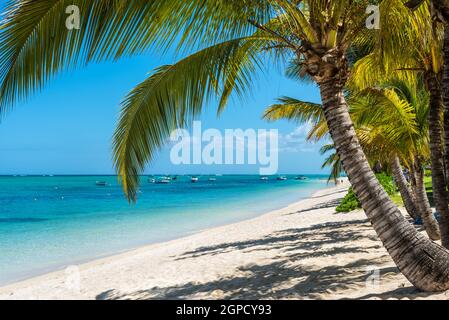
[{"left": 0, "top": 175, "right": 328, "bottom": 285}]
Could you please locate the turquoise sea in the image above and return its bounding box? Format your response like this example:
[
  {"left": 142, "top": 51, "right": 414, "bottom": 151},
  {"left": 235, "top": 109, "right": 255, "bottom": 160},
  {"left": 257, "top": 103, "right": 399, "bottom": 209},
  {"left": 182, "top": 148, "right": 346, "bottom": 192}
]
[{"left": 0, "top": 175, "right": 328, "bottom": 285}]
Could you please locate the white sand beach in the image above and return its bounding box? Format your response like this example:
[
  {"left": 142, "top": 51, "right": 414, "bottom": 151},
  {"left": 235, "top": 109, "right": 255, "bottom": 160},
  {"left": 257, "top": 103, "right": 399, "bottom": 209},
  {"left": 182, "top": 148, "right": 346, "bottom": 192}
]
[{"left": 1, "top": 181, "right": 448, "bottom": 300}]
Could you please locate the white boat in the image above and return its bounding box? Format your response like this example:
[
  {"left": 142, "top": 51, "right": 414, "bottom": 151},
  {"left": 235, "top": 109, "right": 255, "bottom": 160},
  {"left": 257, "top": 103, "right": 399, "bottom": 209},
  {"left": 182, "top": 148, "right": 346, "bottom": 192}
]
[
  {"left": 156, "top": 179, "right": 170, "bottom": 184},
  {"left": 96, "top": 181, "right": 107, "bottom": 186},
  {"left": 148, "top": 178, "right": 156, "bottom": 183},
  {"left": 191, "top": 177, "right": 199, "bottom": 183},
  {"left": 208, "top": 178, "right": 217, "bottom": 181},
  {"left": 277, "top": 176, "right": 287, "bottom": 181},
  {"left": 260, "top": 176, "right": 269, "bottom": 181}
]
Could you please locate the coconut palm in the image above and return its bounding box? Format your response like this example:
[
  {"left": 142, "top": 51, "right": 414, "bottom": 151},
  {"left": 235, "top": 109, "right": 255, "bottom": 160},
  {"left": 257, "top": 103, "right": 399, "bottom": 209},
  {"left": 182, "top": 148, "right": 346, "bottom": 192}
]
[
  {"left": 264, "top": 79, "right": 441, "bottom": 239},
  {"left": 352, "top": 84, "right": 441, "bottom": 240},
  {"left": 353, "top": 0, "right": 449, "bottom": 247},
  {"left": 406, "top": 0, "right": 449, "bottom": 190},
  {"left": 1, "top": 0, "right": 449, "bottom": 291}
]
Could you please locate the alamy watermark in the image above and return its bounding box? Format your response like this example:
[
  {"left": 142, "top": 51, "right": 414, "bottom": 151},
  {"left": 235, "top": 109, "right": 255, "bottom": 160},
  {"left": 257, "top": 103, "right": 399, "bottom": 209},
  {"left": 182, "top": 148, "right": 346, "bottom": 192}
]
[
  {"left": 170, "top": 121, "right": 279, "bottom": 175},
  {"left": 65, "top": 5, "right": 80, "bottom": 30},
  {"left": 366, "top": 5, "right": 381, "bottom": 30},
  {"left": 65, "top": 4, "right": 380, "bottom": 31},
  {"left": 366, "top": 266, "right": 381, "bottom": 288},
  {"left": 65, "top": 265, "right": 81, "bottom": 294}
]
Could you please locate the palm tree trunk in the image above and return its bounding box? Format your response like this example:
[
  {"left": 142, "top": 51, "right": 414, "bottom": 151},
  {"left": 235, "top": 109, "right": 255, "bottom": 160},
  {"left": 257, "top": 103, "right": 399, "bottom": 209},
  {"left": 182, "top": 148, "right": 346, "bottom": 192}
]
[
  {"left": 413, "top": 158, "right": 441, "bottom": 240},
  {"left": 409, "top": 164, "right": 421, "bottom": 211},
  {"left": 442, "top": 26, "right": 449, "bottom": 188},
  {"left": 391, "top": 156, "right": 441, "bottom": 240},
  {"left": 390, "top": 156, "right": 420, "bottom": 221},
  {"left": 426, "top": 73, "right": 449, "bottom": 248},
  {"left": 319, "top": 77, "right": 449, "bottom": 292}
]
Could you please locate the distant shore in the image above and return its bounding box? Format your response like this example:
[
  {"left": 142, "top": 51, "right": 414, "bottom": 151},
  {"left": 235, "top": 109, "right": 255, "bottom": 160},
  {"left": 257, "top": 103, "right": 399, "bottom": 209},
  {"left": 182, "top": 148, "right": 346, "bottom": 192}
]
[{"left": 1, "top": 180, "right": 448, "bottom": 300}]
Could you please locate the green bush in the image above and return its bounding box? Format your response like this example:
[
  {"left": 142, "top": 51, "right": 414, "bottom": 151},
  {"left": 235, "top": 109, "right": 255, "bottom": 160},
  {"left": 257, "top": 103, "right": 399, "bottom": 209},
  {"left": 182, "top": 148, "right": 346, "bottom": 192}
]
[
  {"left": 336, "top": 187, "right": 360, "bottom": 212},
  {"left": 375, "top": 173, "right": 396, "bottom": 196},
  {"left": 336, "top": 173, "right": 395, "bottom": 213}
]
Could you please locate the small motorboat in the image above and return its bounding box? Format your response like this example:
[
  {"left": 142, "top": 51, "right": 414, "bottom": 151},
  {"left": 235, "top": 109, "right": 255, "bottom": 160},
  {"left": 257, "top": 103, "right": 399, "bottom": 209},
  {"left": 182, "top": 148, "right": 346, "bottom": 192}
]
[
  {"left": 156, "top": 179, "right": 171, "bottom": 184},
  {"left": 208, "top": 177, "right": 217, "bottom": 181},
  {"left": 96, "top": 181, "right": 107, "bottom": 186},
  {"left": 260, "top": 176, "right": 269, "bottom": 181},
  {"left": 277, "top": 176, "right": 287, "bottom": 181},
  {"left": 191, "top": 177, "right": 199, "bottom": 183},
  {"left": 148, "top": 178, "right": 156, "bottom": 183},
  {"left": 295, "top": 176, "right": 307, "bottom": 180}
]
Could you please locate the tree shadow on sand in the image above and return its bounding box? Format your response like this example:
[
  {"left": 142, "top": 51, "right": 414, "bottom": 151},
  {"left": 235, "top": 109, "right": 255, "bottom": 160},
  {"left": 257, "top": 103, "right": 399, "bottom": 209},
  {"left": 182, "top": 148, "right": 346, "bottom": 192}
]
[
  {"left": 173, "top": 219, "right": 376, "bottom": 260},
  {"left": 96, "top": 258, "right": 400, "bottom": 300},
  {"left": 95, "top": 218, "right": 427, "bottom": 300},
  {"left": 285, "top": 199, "right": 343, "bottom": 215}
]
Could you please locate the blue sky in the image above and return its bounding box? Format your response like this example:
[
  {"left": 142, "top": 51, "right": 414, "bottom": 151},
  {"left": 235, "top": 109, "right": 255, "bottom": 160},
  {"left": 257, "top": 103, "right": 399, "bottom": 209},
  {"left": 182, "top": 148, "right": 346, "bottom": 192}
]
[{"left": 0, "top": 3, "right": 329, "bottom": 175}]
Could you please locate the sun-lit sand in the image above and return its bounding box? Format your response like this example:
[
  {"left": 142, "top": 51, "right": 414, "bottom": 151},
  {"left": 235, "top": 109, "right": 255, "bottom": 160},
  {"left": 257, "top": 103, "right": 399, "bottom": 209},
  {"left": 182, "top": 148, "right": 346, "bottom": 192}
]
[{"left": 1, "top": 180, "right": 448, "bottom": 300}]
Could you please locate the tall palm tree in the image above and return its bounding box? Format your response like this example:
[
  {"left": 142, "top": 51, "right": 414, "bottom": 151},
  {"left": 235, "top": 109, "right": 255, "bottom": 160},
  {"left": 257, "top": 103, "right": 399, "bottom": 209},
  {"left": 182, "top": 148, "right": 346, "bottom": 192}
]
[
  {"left": 353, "top": 0, "right": 449, "bottom": 248},
  {"left": 1, "top": 0, "right": 449, "bottom": 291},
  {"left": 352, "top": 84, "right": 441, "bottom": 239},
  {"left": 407, "top": 0, "right": 449, "bottom": 191},
  {"left": 264, "top": 80, "right": 441, "bottom": 239}
]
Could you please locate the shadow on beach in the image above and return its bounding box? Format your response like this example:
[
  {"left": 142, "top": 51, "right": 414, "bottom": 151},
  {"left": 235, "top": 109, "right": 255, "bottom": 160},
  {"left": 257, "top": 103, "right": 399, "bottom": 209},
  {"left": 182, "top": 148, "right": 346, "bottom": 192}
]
[{"left": 96, "top": 216, "right": 433, "bottom": 300}]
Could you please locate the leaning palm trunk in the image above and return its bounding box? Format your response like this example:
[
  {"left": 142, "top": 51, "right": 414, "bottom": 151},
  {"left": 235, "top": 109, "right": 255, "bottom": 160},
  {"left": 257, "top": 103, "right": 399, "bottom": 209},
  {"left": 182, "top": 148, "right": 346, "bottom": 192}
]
[
  {"left": 390, "top": 156, "right": 420, "bottom": 221},
  {"left": 412, "top": 157, "right": 441, "bottom": 240},
  {"left": 391, "top": 156, "right": 441, "bottom": 241},
  {"left": 319, "top": 75, "right": 449, "bottom": 291},
  {"left": 409, "top": 164, "right": 421, "bottom": 209},
  {"left": 426, "top": 73, "right": 449, "bottom": 248},
  {"left": 390, "top": 156, "right": 441, "bottom": 242}
]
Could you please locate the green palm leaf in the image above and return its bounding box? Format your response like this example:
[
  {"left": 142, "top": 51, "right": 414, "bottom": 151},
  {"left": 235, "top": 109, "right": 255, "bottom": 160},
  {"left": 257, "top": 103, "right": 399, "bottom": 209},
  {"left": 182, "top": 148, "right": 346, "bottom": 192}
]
[
  {"left": 262, "top": 96, "right": 322, "bottom": 123},
  {"left": 113, "top": 36, "right": 268, "bottom": 201},
  {"left": 0, "top": 0, "right": 272, "bottom": 114}
]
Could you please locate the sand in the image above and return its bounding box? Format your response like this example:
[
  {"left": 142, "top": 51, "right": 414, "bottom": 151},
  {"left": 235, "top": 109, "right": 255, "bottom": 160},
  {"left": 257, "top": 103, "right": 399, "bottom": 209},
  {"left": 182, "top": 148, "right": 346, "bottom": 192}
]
[{"left": 1, "top": 181, "right": 448, "bottom": 300}]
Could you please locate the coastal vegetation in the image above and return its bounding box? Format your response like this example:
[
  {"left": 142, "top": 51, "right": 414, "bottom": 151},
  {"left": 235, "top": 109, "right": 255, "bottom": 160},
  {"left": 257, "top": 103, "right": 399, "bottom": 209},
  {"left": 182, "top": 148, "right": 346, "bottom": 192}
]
[
  {"left": 3, "top": 0, "right": 449, "bottom": 292},
  {"left": 336, "top": 174, "right": 396, "bottom": 213}
]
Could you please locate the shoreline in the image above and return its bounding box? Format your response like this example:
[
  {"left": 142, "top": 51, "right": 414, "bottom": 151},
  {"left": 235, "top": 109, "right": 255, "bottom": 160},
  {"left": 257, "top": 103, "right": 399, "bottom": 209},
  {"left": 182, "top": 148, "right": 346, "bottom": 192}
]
[
  {"left": 1, "top": 180, "right": 448, "bottom": 300},
  {"left": 0, "top": 179, "right": 329, "bottom": 287}
]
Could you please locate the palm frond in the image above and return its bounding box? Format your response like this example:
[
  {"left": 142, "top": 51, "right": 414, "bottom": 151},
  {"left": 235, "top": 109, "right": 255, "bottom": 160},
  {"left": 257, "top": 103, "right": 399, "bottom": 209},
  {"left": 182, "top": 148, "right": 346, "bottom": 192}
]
[
  {"left": 319, "top": 143, "right": 343, "bottom": 184},
  {"left": 263, "top": 96, "right": 322, "bottom": 123},
  {"left": 113, "top": 37, "right": 268, "bottom": 201},
  {"left": 0, "top": 0, "right": 272, "bottom": 114}
]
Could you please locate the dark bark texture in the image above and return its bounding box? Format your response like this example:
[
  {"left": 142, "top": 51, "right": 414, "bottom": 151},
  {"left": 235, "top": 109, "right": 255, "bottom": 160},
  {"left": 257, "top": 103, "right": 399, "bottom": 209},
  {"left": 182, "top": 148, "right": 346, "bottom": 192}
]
[
  {"left": 391, "top": 156, "right": 420, "bottom": 221},
  {"left": 426, "top": 73, "right": 449, "bottom": 248}
]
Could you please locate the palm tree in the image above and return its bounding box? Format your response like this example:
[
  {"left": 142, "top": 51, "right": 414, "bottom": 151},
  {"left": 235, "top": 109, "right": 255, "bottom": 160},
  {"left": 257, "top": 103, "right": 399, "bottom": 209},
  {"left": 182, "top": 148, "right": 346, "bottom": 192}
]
[
  {"left": 1, "top": 0, "right": 449, "bottom": 291},
  {"left": 353, "top": 0, "right": 449, "bottom": 248},
  {"left": 351, "top": 84, "right": 441, "bottom": 239},
  {"left": 264, "top": 80, "right": 441, "bottom": 239},
  {"left": 407, "top": 0, "right": 449, "bottom": 191}
]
